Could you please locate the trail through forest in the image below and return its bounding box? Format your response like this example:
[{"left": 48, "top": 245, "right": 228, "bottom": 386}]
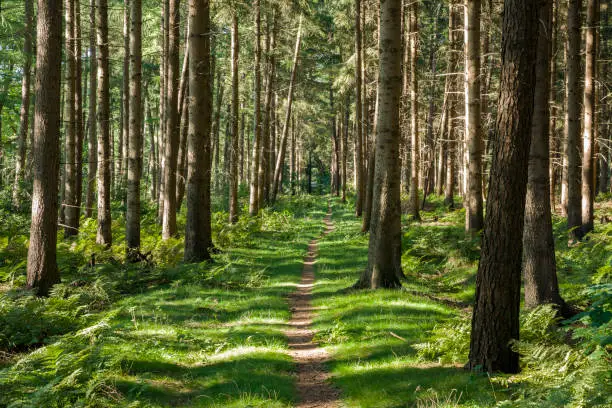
[{"left": 286, "top": 206, "right": 340, "bottom": 408}]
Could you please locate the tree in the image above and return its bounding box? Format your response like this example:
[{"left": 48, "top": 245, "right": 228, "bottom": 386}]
[
  {"left": 444, "top": 1, "right": 460, "bottom": 208},
  {"left": 522, "top": 0, "right": 566, "bottom": 313},
  {"left": 85, "top": 0, "right": 97, "bottom": 219},
  {"left": 468, "top": 0, "right": 538, "bottom": 373},
  {"left": 408, "top": 0, "right": 420, "bottom": 220},
  {"left": 464, "top": 0, "right": 483, "bottom": 235},
  {"left": 229, "top": 11, "right": 240, "bottom": 224},
  {"left": 249, "top": 0, "right": 262, "bottom": 216},
  {"left": 27, "top": 0, "right": 63, "bottom": 296},
  {"left": 126, "top": 0, "right": 142, "bottom": 253},
  {"left": 355, "top": 0, "right": 403, "bottom": 289},
  {"left": 581, "top": 0, "right": 599, "bottom": 234},
  {"left": 162, "top": 0, "right": 180, "bottom": 239},
  {"left": 96, "top": 0, "right": 112, "bottom": 247},
  {"left": 12, "top": 0, "right": 33, "bottom": 208},
  {"left": 565, "top": 0, "right": 582, "bottom": 241},
  {"left": 184, "top": 0, "right": 213, "bottom": 262},
  {"left": 354, "top": 0, "right": 364, "bottom": 216}
]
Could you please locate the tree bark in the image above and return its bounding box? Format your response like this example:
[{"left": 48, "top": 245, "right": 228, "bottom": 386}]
[
  {"left": 74, "top": 0, "right": 84, "bottom": 216},
  {"left": 121, "top": 0, "right": 130, "bottom": 200},
  {"left": 355, "top": 0, "right": 403, "bottom": 289},
  {"left": 249, "top": 0, "right": 262, "bottom": 216},
  {"left": 184, "top": 0, "right": 212, "bottom": 262},
  {"left": 444, "top": 1, "right": 460, "bottom": 208},
  {"left": 85, "top": 0, "right": 97, "bottom": 219},
  {"left": 354, "top": 0, "right": 364, "bottom": 216},
  {"left": 96, "top": 0, "right": 112, "bottom": 246},
  {"left": 229, "top": 12, "right": 240, "bottom": 223},
  {"left": 468, "top": 0, "right": 538, "bottom": 374},
  {"left": 408, "top": 0, "right": 420, "bottom": 220},
  {"left": 27, "top": 0, "right": 63, "bottom": 296}
]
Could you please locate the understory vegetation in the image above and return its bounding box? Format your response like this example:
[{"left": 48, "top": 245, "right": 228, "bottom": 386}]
[{"left": 1, "top": 194, "right": 611, "bottom": 407}]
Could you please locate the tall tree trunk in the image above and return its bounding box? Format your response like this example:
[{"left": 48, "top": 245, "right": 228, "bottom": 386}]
[
  {"left": 212, "top": 71, "right": 223, "bottom": 189},
  {"left": 464, "top": 0, "right": 483, "bottom": 235},
  {"left": 184, "top": 0, "right": 212, "bottom": 262},
  {"left": 126, "top": 0, "right": 142, "bottom": 253},
  {"left": 362, "top": 80, "right": 379, "bottom": 233},
  {"left": 561, "top": 38, "right": 569, "bottom": 216},
  {"left": 354, "top": 0, "right": 364, "bottom": 216},
  {"left": 229, "top": 12, "right": 240, "bottom": 223},
  {"left": 121, "top": 0, "right": 130, "bottom": 200},
  {"left": 85, "top": 0, "right": 97, "bottom": 219},
  {"left": 271, "top": 16, "right": 302, "bottom": 203},
  {"left": 549, "top": 0, "right": 559, "bottom": 211},
  {"left": 581, "top": 0, "right": 599, "bottom": 234},
  {"left": 96, "top": 0, "right": 112, "bottom": 246},
  {"left": 162, "top": 0, "right": 180, "bottom": 239},
  {"left": 176, "top": 76, "right": 189, "bottom": 210},
  {"left": 260, "top": 14, "right": 277, "bottom": 205},
  {"left": 74, "top": 0, "right": 84, "bottom": 216},
  {"left": 355, "top": 0, "right": 403, "bottom": 289},
  {"left": 342, "top": 97, "right": 349, "bottom": 203},
  {"left": 64, "top": 0, "right": 78, "bottom": 237},
  {"left": 566, "top": 0, "right": 582, "bottom": 240},
  {"left": 249, "top": 0, "right": 262, "bottom": 216},
  {"left": 27, "top": 0, "right": 63, "bottom": 296},
  {"left": 468, "top": 0, "right": 538, "bottom": 374},
  {"left": 12, "top": 0, "right": 33, "bottom": 208},
  {"left": 444, "top": 1, "right": 459, "bottom": 208},
  {"left": 408, "top": 0, "right": 420, "bottom": 220},
  {"left": 523, "top": 0, "right": 567, "bottom": 313}
]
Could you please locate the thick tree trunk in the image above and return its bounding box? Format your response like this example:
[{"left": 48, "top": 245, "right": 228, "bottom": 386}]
[
  {"left": 566, "top": 0, "right": 582, "bottom": 241},
  {"left": 229, "top": 13, "right": 240, "bottom": 223},
  {"left": 581, "top": 0, "right": 598, "bottom": 234},
  {"left": 12, "top": 0, "right": 33, "bottom": 207},
  {"left": 27, "top": 0, "right": 63, "bottom": 296},
  {"left": 523, "top": 0, "right": 566, "bottom": 313},
  {"left": 355, "top": 0, "right": 403, "bottom": 289},
  {"left": 468, "top": 0, "right": 538, "bottom": 374},
  {"left": 408, "top": 0, "right": 420, "bottom": 220},
  {"left": 162, "top": 0, "right": 180, "bottom": 239},
  {"left": 96, "top": 0, "right": 112, "bottom": 246},
  {"left": 249, "top": 0, "right": 262, "bottom": 216},
  {"left": 184, "top": 0, "right": 212, "bottom": 262},
  {"left": 464, "top": 0, "right": 483, "bottom": 235},
  {"left": 126, "top": 0, "right": 142, "bottom": 252}
]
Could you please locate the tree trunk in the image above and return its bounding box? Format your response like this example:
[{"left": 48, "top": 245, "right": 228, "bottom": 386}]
[
  {"left": 408, "top": 0, "right": 420, "bottom": 220},
  {"left": 184, "top": 0, "right": 212, "bottom": 262},
  {"left": 581, "top": 0, "right": 598, "bottom": 234},
  {"left": 271, "top": 16, "right": 302, "bottom": 203},
  {"left": 354, "top": 0, "right": 364, "bottom": 216},
  {"left": 444, "top": 1, "right": 459, "bottom": 208},
  {"left": 121, "top": 0, "right": 130, "bottom": 201},
  {"left": 468, "top": 0, "right": 538, "bottom": 374},
  {"left": 126, "top": 0, "right": 142, "bottom": 252},
  {"left": 162, "top": 0, "right": 180, "bottom": 239},
  {"left": 74, "top": 0, "right": 84, "bottom": 216},
  {"left": 27, "top": 0, "right": 63, "bottom": 296},
  {"left": 566, "top": 0, "right": 582, "bottom": 241},
  {"left": 549, "top": 0, "right": 559, "bottom": 211},
  {"left": 260, "top": 14, "right": 277, "bottom": 205},
  {"left": 342, "top": 97, "right": 349, "bottom": 203},
  {"left": 362, "top": 80, "right": 378, "bottom": 233},
  {"left": 464, "top": 0, "right": 483, "bottom": 235},
  {"left": 85, "top": 0, "right": 97, "bottom": 219},
  {"left": 355, "top": 0, "right": 403, "bottom": 289},
  {"left": 229, "top": 12, "right": 240, "bottom": 223},
  {"left": 249, "top": 0, "right": 262, "bottom": 216},
  {"left": 523, "top": 0, "right": 566, "bottom": 313},
  {"left": 12, "top": 0, "right": 33, "bottom": 208},
  {"left": 96, "top": 0, "right": 112, "bottom": 246}
]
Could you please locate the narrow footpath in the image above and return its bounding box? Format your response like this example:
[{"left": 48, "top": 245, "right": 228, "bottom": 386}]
[{"left": 285, "top": 206, "right": 340, "bottom": 408}]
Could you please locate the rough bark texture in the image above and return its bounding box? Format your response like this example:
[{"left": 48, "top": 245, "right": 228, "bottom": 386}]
[
  {"left": 249, "top": 0, "right": 262, "bottom": 216},
  {"left": 184, "top": 0, "right": 212, "bottom": 262},
  {"left": 126, "top": 0, "right": 142, "bottom": 251},
  {"left": 468, "top": 0, "right": 538, "bottom": 374},
  {"left": 27, "top": 0, "right": 63, "bottom": 296},
  {"left": 565, "top": 0, "right": 582, "bottom": 240},
  {"left": 581, "top": 0, "right": 598, "bottom": 234},
  {"left": 523, "top": 0, "right": 566, "bottom": 312},
  {"left": 96, "top": 0, "right": 112, "bottom": 246},
  {"left": 229, "top": 13, "right": 240, "bottom": 224},
  {"left": 464, "top": 0, "right": 483, "bottom": 235},
  {"left": 355, "top": 0, "right": 403, "bottom": 289}
]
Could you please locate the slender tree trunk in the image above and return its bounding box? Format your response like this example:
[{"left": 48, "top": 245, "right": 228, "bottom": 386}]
[
  {"left": 581, "top": 0, "right": 599, "bottom": 234},
  {"left": 229, "top": 12, "right": 240, "bottom": 223},
  {"left": 96, "top": 0, "right": 112, "bottom": 246},
  {"left": 271, "top": 16, "right": 302, "bottom": 202},
  {"left": 362, "top": 80, "right": 379, "bottom": 233},
  {"left": 354, "top": 0, "right": 364, "bottom": 216},
  {"left": 549, "top": 0, "right": 559, "bottom": 211},
  {"left": 121, "top": 0, "right": 130, "bottom": 201},
  {"left": 126, "top": 0, "right": 142, "bottom": 252},
  {"left": 162, "top": 0, "right": 180, "bottom": 239},
  {"left": 523, "top": 0, "right": 567, "bottom": 313},
  {"left": 561, "top": 38, "right": 569, "bottom": 216},
  {"left": 85, "top": 0, "right": 97, "bottom": 218},
  {"left": 444, "top": 2, "right": 459, "bottom": 208},
  {"left": 342, "top": 98, "right": 349, "bottom": 203},
  {"left": 74, "top": 0, "right": 84, "bottom": 215},
  {"left": 464, "top": 0, "right": 483, "bottom": 235},
  {"left": 185, "top": 0, "right": 212, "bottom": 262},
  {"left": 468, "top": 0, "right": 538, "bottom": 374},
  {"left": 176, "top": 77, "right": 189, "bottom": 210},
  {"left": 260, "top": 14, "right": 276, "bottom": 204},
  {"left": 249, "top": 0, "right": 262, "bottom": 216},
  {"left": 566, "top": 0, "right": 582, "bottom": 241},
  {"left": 355, "top": 0, "right": 403, "bottom": 289},
  {"left": 12, "top": 0, "right": 33, "bottom": 207},
  {"left": 27, "top": 0, "right": 63, "bottom": 296},
  {"left": 408, "top": 0, "right": 420, "bottom": 220}
]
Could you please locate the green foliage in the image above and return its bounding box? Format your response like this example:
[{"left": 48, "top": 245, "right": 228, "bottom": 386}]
[{"left": 414, "top": 319, "right": 471, "bottom": 365}]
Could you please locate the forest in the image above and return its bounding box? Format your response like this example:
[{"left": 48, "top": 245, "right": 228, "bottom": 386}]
[{"left": 0, "top": 0, "right": 610, "bottom": 406}]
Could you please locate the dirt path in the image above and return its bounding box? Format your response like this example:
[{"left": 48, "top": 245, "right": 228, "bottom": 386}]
[{"left": 285, "top": 207, "right": 340, "bottom": 408}]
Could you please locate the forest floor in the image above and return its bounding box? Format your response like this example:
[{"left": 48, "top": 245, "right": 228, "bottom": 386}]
[{"left": 0, "top": 194, "right": 610, "bottom": 407}]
